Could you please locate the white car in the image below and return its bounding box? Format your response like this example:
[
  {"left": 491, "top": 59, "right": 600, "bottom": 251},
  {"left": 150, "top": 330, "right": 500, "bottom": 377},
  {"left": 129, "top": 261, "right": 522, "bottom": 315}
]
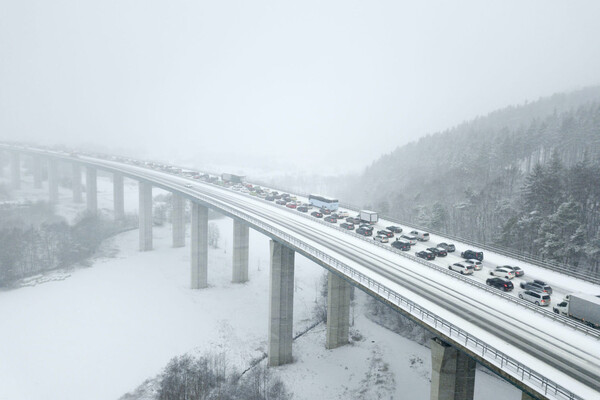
[
  {"left": 336, "top": 210, "right": 349, "bottom": 218},
  {"left": 490, "top": 267, "right": 515, "bottom": 279},
  {"left": 373, "top": 235, "right": 389, "bottom": 243},
  {"left": 410, "top": 230, "right": 430, "bottom": 241},
  {"left": 463, "top": 259, "right": 483, "bottom": 271},
  {"left": 400, "top": 234, "right": 417, "bottom": 245},
  {"left": 448, "top": 263, "right": 474, "bottom": 275},
  {"left": 184, "top": 183, "right": 193, "bottom": 188}
]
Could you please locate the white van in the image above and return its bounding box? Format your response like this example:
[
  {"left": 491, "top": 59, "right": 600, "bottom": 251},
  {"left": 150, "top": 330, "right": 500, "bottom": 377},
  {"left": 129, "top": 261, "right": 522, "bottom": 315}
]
[{"left": 410, "top": 230, "right": 430, "bottom": 241}]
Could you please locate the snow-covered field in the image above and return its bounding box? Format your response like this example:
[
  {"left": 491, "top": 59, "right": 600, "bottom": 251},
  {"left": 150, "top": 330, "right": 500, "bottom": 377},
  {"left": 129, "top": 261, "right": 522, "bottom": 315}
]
[{"left": 0, "top": 172, "right": 520, "bottom": 399}]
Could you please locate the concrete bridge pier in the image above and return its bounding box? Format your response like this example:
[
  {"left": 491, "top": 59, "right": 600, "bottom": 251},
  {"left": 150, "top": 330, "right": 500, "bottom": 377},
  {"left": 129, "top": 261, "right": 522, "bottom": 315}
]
[
  {"left": 113, "top": 173, "right": 124, "bottom": 221},
  {"left": 268, "top": 240, "right": 295, "bottom": 366},
  {"left": 430, "top": 338, "right": 475, "bottom": 400},
  {"left": 86, "top": 167, "right": 97, "bottom": 215},
  {"left": 172, "top": 194, "right": 185, "bottom": 248},
  {"left": 232, "top": 220, "right": 249, "bottom": 283},
  {"left": 11, "top": 152, "right": 20, "bottom": 189},
  {"left": 33, "top": 156, "right": 42, "bottom": 189},
  {"left": 72, "top": 163, "right": 82, "bottom": 203},
  {"left": 48, "top": 159, "right": 59, "bottom": 203},
  {"left": 326, "top": 272, "right": 351, "bottom": 349},
  {"left": 190, "top": 203, "right": 208, "bottom": 288},
  {"left": 139, "top": 181, "right": 153, "bottom": 251}
]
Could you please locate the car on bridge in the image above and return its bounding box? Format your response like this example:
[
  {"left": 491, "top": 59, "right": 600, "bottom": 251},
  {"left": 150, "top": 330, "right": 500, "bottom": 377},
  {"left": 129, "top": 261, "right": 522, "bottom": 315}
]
[
  {"left": 297, "top": 206, "right": 308, "bottom": 212},
  {"left": 184, "top": 183, "right": 193, "bottom": 188},
  {"left": 346, "top": 217, "right": 361, "bottom": 224},
  {"left": 400, "top": 234, "right": 417, "bottom": 245},
  {"left": 285, "top": 202, "right": 297, "bottom": 209},
  {"left": 276, "top": 199, "right": 287, "bottom": 205},
  {"left": 416, "top": 250, "right": 435, "bottom": 260},
  {"left": 463, "top": 259, "right": 483, "bottom": 271},
  {"left": 320, "top": 208, "right": 332, "bottom": 215},
  {"left": 519, "top": 280, "right": 553, "bottom": 294},
  {"left": 448, "top": 263, "right": 473, "bottom": 275},
  {"left": 311, "top": 211, "right": 323, "bottom": 218},
  {"left": 335, "top": 210, "right": 349, "bottom": 218},
  {"left": 324, "top": 216, "right": 337, "bottom": 223},
  {"left": 437, "top": 242, "right": 455, "bottom": 252},
  {"left": 498, "top": 265, "right": 524, "bottom": 277},
  {"left": 391, "top": 239, "right": 411, "bottom": 251},
  {"left": 410, "top": 230, "right": 430, "bottom": 241},
  {"left": 519, "top": 290, "right": 551, "bottom": 306},
  {"left": 356, "top": 227, "right": 372, "bottom": 236},
  {"left": 265, "top": 195, "right": 275, "bottom": 201},
  {"left": 461, "top": 249, "right": 484, "bottom": 261},
  {"left": 427, "top": 247, "right": 447, "bottom": 257},
  {"left": 490, "top": 267, "right": 515, "bottom": 279},
  {"left": 340, "top": 222, "right": 355, "bottom": 230},
  {"left": 386, "top": 226, "right": 403, "bottom": 234},
  {"left": 486, "top": 277, "right": 514, "bottom": 291},
  {"left": 374, "top": 235, "right": 389, "bottom": 243},
  {"left": 377, "top": 229, "right": 394, "bottom": 238}
]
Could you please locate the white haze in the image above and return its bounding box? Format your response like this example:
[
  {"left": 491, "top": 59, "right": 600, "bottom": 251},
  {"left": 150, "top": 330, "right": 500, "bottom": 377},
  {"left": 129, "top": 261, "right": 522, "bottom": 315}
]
[{"left": 1, "top": 0, "right": 600, "bottom": 173}]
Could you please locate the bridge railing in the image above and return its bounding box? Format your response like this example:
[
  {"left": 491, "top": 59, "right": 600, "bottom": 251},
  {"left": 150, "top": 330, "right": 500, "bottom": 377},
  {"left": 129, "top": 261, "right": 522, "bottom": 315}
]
[{"left": 188, "top": 187, "right": 582, "bottom": 400}]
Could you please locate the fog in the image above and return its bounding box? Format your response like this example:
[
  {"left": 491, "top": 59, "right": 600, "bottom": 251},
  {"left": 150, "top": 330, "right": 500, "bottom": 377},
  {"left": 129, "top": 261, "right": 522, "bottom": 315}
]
[{"left": 2, "top": 0, "right": 600, "bottom": 174}]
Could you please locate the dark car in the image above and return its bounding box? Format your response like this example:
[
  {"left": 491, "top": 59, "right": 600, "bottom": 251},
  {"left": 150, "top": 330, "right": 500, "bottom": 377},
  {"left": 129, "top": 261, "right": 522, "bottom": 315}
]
[
  {"left": 311, "top": 211, "right": 323, "bottom": 218},
  {"left": 499, "top": 265, "right": 524, "bottom": 277},
  {"left": 356, "top": 227, "right": 372, "bottom": 236},
  {"left": 437, "top": 242, "right": 456, "bottom": 252},
  {"left": 359, "top": 224, "right": 374, "bottom": 232},
  {"left": 265, "top": 195, "right": 275, "bottom": 201},
  {"left": 427, "top": 247, "right": 447, "bottom": 257},
  {"left": 276, "top": 199, "right": 287, "bottom": 205},
  {"left": 519, "top": 280, "right": 552, "bottom": 294},
  {"left": 340, "top": 222, "right": 355, "bottom": 230},
  {"left": 377, "top": 229, "right": 394, "bottom": 238},
  {"left": 320, "top": 208, "right": 332, "bottom": 215},
  {"left": 387, "top": 226, "right": 403, "bottom": 234},
  {"left": 461, "top": 249, "right": 484, "bottom": 261},
  {"left": 391, "top": 239, "right": 411, "bottom": 251},
  {"left": 297, "top": 206, "right": 308, "bottom": 212},
  {"left": 416, "top": 250, "right": 435, "bottom": 260},
  {"left": 346, "top": 217, "right": 361, "bottom": 224},
  {"left": 486, "top": 277, "right": 514, "bottom": 292},
  {"left": 324, "top": 216, "right": 337, "bottom": 223}
]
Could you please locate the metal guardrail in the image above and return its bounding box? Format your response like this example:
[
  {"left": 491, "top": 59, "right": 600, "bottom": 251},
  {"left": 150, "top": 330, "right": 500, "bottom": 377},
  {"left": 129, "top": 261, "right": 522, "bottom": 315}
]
[{"left": 3, "top": 146, "right": 588, "bottom": 399}]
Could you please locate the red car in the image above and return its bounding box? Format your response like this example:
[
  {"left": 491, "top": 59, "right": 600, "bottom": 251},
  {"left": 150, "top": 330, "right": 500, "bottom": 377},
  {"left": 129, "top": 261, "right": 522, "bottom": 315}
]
[{"left": 286, "top": 203, "right": 297, "bottom": 209}]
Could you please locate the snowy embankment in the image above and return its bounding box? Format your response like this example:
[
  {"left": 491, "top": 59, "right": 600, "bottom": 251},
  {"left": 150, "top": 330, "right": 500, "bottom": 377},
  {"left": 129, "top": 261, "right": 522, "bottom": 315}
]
[{"left": 0, "top": 173, "right": 519, "bottom": 400}]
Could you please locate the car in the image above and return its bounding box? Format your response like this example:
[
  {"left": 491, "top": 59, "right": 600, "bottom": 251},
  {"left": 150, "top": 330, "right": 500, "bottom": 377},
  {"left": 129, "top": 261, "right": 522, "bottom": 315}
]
[
  {"left": 324, "top": 216, "right": 337, "bottom": 223},
  {"left": 461, "top": 249, "right": 484, "bottom": 261},
  {"left": 285, "top": 203, "right": 297, "bottom": 209},
  {"left": 410, "top": 230, "right": 430, "bottom": 241},
  {"left": 374, "top": 235, "right": 389, "bottom": 243},
  {"left": 416, "top": 250, "right": 435, "bottom": 260},
  {"left": 519, "top": 280, "right": 553, "bottom": 294},
  {"left": 184, "top": 183, "right": 193, "bottom": 188},
  {"left": 386, "top": 226, "right": 403, "bottom": 234},
  {"left": 336, "top": 210, "right": 349, "bottom": 218},
  {"left": 486, "top": 277, "right": 514, "bottom": 291},
  {"left": 519, "top": 290, "right": 551, "bottom": 306},
  {"left": 297, "top": 206, "right": 308, "bottom": 212},
  {"left": 400, "top": 234, "right": 417, "bottom": 245},
  {"left": 311, "top": 211, "right": 323, "bottom": 218},
  {"left": 320, "top": 208, "right": 332, "bottom": 215},
  {"left": 346, "top": 217, "right": 361, "bottom": 224},
  {"left": 391, "top": 239, "right": 411, "bottom": 251},
  {"left": 340, "top": 223, "right": 355, "bottom": 230},
  {"left": 427, "top": 247, "right": 447, "bottom": 257},
  {"left": 276, "top": 199, "right": 287, "bottom": 205},
  {"left": 498, "top": 265, "right": 524, "bottom": 277},
  {"left": 264, "top": 195, "right": 275, "bottom": 201},
  {"left": 356, "top": 227, "right": 372, "bottom": 236},
  {"left": 489, "top": 267, "right": 515, "bottom": 279},
  {"left": 437, "top": 242, "right": 456, "bottom": 252},
  {"left": 359, "top": 224, "right": 374, "bottom": 232},
  {"left": 377, "top": 229, "right": 394, "bottom": 238},
  {"left": 448, "top": 263, "right": 474, "bottom": 275},
  {"left": 463, "top": 259, "right": 483, "bottom": 270}
]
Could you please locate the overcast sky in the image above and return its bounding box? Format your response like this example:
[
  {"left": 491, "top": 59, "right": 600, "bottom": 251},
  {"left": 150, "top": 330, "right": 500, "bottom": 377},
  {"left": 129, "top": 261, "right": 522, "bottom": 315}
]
[{"left": 2, "top": 1, "right": 600, "bottom": 174}]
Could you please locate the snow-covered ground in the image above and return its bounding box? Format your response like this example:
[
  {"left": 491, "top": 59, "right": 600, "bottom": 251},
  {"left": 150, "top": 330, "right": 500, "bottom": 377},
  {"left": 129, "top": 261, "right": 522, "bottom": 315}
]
[{"left": 0, "top": 171, "right": 520, "bottom": 399}]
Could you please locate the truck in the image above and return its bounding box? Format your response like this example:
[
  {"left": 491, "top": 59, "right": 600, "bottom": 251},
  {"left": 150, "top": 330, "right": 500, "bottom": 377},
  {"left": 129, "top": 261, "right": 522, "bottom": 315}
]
[
  {"left": 359, "top": 210, "right": 378, "bottom": 224},
  {"left": 221, "top": 173, "right": 245, "bottom": 184},
  {"left": 553, "top": 293, "right": 600, "bottom": 328}
]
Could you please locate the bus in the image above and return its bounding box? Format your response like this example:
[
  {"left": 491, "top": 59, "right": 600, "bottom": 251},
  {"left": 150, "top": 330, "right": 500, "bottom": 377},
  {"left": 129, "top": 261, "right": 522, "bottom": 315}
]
[{"left": 308, "top": 194, "right": 339, "bottom": 211}]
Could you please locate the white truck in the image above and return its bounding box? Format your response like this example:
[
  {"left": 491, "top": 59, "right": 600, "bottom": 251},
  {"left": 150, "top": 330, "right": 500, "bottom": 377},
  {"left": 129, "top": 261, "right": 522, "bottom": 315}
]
[
  {"left": 553, "top": 293, "right": 600, "bottom": 328},
  {"left": 359, "top": 210, "right": 378, "bottom": 224}
]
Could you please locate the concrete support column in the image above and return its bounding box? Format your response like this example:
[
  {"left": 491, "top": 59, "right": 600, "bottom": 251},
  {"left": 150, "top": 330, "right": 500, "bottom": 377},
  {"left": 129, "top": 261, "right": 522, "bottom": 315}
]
[
  {"left": 172, "top": 194, "right": 185, "bottom": 248},
  {"left": 430, "top": 338, "right": 475, "bottom": 400},
  {"left": 33, "top": 156, "right": 42, "bottom": 189},
  {"left": 232, "top": 220, "right": 249, "bottom": 283},
  {"left": 138, "top": 181, "right": 153, "bottom": 251},
  {"left": 326, "top": 272, "right": 351, "bottom": 349},
  {"left": 86, "top": 167, "right": 97, "bottom": 215},
  {"left": 190, "top": 203, "right": 208, "bottom": 288},
  {"left": 11, "top": 152, "right": 20, "bottom": 189},
  {"left": 268, "top": 240, "right": 295, "bottom": 367},
  {"left": 72, "top": 163, "right": 82, "bottom": 203},
  {"left": 113, "top": 173, "right": 124, "bottom": 221},
  {"left": 48, "top": 159, "right": 59, "bottom": 203}
]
